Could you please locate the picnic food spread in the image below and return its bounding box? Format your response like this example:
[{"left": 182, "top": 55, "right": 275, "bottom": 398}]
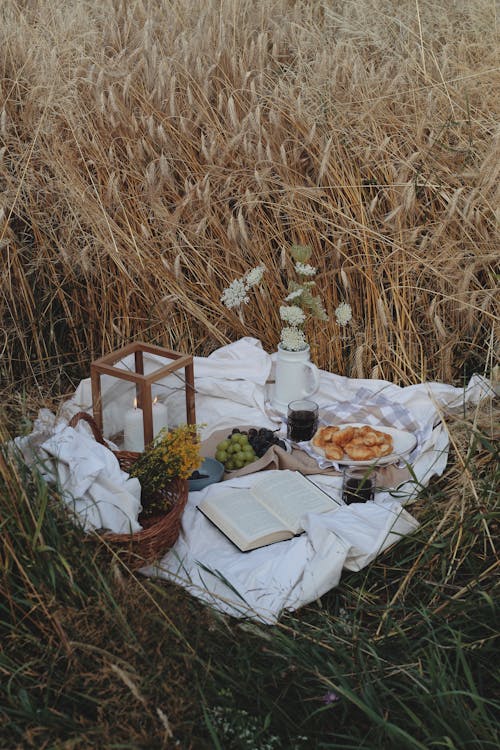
[
  {"left": 18, "top": 337, "right": 479, "bottom": 623},
  {"left": 311, "top": 424, "right": 394, "bottom": 462}
]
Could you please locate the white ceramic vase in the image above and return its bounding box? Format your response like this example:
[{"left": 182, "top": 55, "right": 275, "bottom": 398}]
[{"left": 271, "top": 343, "right": 320, "bottom": 412}]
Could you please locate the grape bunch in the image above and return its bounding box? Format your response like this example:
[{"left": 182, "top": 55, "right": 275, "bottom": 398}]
[
  {"left": 215, "top": 427, "right": 287, "bottom": 471},
  {"left": 246, "top": 427, "right": 287, "bottom": 457}
]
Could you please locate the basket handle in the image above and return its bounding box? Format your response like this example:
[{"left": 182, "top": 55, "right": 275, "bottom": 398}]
[{"left": 68, "top": 411, "right": 107, "bottom": 446}]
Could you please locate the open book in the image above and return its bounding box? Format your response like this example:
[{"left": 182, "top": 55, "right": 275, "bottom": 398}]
[{"left": 197, "top": 470, "right": 338, "bottom": 552}]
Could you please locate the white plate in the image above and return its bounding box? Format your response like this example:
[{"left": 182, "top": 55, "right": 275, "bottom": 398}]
[{"left": 308, "top": 423, "right": 417, "bottom": 467}]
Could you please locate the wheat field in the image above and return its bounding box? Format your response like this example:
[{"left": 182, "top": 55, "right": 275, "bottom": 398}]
[{"left": 0, "top": 0, "right": 498, "bottom": 406}]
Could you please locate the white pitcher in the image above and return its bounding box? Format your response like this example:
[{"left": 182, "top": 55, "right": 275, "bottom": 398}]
[{"left": 271, "top": 343, "right": 320, "bottom": 411}]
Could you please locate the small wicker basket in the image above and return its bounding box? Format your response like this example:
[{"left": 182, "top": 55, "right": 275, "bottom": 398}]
[{"left": 68, "top": 411, "right": 188, "bottom": 570}]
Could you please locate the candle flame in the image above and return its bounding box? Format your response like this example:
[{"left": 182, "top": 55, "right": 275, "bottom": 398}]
[
  {"left": 133, "top": 397, "right": 138, "bottom": 409},
  {"left": 153, "top": 396, "right": 158, "bottom": 405}
]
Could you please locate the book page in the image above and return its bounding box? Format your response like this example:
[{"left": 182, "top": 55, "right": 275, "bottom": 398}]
[
  {"left": 198, "top": 490, "right": 291, "bottom": 551},
  {"left": 251, "top": 471, "right": 336, "bottom": 534}
]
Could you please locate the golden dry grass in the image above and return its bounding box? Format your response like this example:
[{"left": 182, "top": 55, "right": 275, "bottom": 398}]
[{"left": 0, "top": 0, "right": 498, "bottom": 401}]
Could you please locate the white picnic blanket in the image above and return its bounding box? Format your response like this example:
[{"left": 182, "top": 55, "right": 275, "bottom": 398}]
[{"left": 15, "top": 338, "right": 495, "bottom": 623}]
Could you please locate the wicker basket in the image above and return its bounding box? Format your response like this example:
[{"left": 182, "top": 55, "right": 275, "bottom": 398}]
[{"left": 68, "top": 411, "right": 188, "bottom": 570}]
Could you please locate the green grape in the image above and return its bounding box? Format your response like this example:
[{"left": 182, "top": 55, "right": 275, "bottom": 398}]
[{"left": 220, "top": 431, "right": 257, "bottom": 469}]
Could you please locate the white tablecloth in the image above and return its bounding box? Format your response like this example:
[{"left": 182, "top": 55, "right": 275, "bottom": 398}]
[{"left": 16, "top": 337, "right": 494, "bottom": 623}]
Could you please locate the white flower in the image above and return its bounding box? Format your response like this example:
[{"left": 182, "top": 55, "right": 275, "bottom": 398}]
[
  {"left": 279, "top": 305, "right": 306, "bottom": 326},
  {"left": 244, "top": 265, "right": 265, "bottom": 288},
  {"left": 280, "top": 326, "right": 308, "bottom": 351},
  {"left": 335, "top": 302, "right": 352, "bottom": 326},
  {"left": 221, "top": 245, "right": 328, "bottom": 345},
  {"left": 221, "top": 278, "right": 249, "bottom": 309},
  {"left": 294, "top": 262, "right": 317, "bottom": 277}
]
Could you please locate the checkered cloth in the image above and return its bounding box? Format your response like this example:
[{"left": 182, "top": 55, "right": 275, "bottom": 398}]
[{"left": 298, "top": 387, "right": 433, "bottom": 469}]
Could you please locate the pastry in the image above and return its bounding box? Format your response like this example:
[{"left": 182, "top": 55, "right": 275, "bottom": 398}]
[
  {"left": 343, "top": 442, "right": 379, "bottom": 461},
  {"left": 324, "top": 443, "right": 344, "bottom": 461},
  {"left": 311, "top": 424, "right": 394, "bottom": 461}
]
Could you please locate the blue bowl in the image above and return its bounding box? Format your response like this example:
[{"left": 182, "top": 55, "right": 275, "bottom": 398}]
[{"left": 188, "top": 457, "right": 225, "bottom": 492}]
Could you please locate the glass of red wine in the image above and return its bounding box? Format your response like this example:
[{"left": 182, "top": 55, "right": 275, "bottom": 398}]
[
  {"left": 342, "top": 466, "right": 375, "bottom": 504},
  {"left": 286, "top": 400, "right": 319, "bottom": 442}
]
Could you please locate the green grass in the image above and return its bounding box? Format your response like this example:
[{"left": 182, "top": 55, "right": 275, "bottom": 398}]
[{"left": 1, "top": 406, "right": 498, "bottom": 749}]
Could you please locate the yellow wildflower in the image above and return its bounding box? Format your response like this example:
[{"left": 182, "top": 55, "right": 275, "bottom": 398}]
[{"left": 129, "top": 424, "right": 203, "bottom": 518}]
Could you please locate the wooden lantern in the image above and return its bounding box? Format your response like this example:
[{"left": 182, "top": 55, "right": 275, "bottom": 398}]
[{"left": 90, "top": 341, "right": 196, "bottom": 448}]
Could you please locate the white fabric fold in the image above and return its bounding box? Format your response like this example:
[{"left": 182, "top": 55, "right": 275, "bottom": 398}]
[
  {"left": 315, "top": 499, "right": 420, "bottom": 572},
  {"left": 19, "top": 418, "right": 143, "bottom": 535}
]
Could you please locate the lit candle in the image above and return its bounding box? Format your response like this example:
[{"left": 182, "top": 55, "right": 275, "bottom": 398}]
[
  {"left": 123, "top": 399, "right": 145, "bottom": 452},
  {"left": 152, "top": 397, "right": 168, "bottom": 438}
]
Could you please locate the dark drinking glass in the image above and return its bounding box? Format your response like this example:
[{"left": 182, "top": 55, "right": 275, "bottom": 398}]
[
  {"left": 287, "top": 400, "right": 319, "bottom": 442},
  {"left": 342, "top": 467, "right": 375, "bottom": 504}
]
